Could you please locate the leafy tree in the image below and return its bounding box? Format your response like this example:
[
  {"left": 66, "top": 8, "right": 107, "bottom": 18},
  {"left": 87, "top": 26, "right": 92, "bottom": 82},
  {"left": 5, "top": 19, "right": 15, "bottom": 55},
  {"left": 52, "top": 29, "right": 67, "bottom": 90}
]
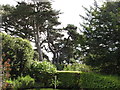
[
  {"left": 46, "top": 24, "right": 82, "bottom": 64},
  {"left": 80, "top": 1, "right": 120, "bottom": 75},
  {"left": 1, "top": 3, "right": 34, "bottom": 40},
  {"left": 46, "top": 28, "right": 64, "bottom": 64},
  {"left": 1, "top": 33, "right": 34, "bottom": 78},
  {"left": 1, "top": 1, "right": 60, "bottom": 61},
  {"left": 58, "top": 24, "right": 81, "bottom": 64}
]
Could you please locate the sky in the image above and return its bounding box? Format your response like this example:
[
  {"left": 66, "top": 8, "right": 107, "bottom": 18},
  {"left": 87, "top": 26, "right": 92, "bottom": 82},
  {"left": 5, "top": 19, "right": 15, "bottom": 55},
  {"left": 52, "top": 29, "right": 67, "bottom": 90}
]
[
  {"left": 0, "top": 0, "right": 106, "bottom": 27},
  {"left": 52, "top": 0, "right": 106, "bottom": 27}
]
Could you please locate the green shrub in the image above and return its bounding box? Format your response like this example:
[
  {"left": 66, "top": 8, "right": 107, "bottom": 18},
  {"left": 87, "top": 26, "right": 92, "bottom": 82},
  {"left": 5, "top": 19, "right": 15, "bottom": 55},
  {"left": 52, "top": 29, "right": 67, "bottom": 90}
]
[
  {"left": 56, "top": 71, "right": 81, "bottom": 89},
  {"left": 29, "top": 60, "right": 57, "bottom": 87},
  {"left": 21, "top": 70, "right": 120, "bottom": 89},
  {"left": 79, "top": 72, "right": 120, "bottom": 89},
  {"left": 55, "top": 64, "right": 64, "bottom": 70},
  {"left": 53, "top": 71, "right": 120, "bottom": 89},
  {"left": 7, "top": 75, "right": 35, "bottom": 89},
  {"left": 30, "top": 60, "right": 57, "bottom": 74},
  {"left": 1, "top": 33, "right": 34, "bottom": 78},
  {"left": 63, "top": 63, "right": 91, "bottom": 72}
]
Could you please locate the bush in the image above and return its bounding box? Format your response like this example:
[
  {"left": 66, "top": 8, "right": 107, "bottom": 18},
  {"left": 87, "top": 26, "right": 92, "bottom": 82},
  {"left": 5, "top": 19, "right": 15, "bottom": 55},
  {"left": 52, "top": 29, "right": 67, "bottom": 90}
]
[
  {"left": 29, "top": 60, "right": 57, "bottom": 87},
  {"left": 7, "top": 75, "right": 35, "bottom": 89},
  {"left": 1, "top": 33, "right": 34, "bottom": 78},
  {"left": 63, "top": 63, "right": 91, "bottom": 72},
  {"left": 53, "top": 71, "right": 120, "bottom": 89},
  {"left": 56, "top": 71, "right": 81, "bottom": 89},
  {"left": 55, "top": 64, "right": 64, "bottom": 70},
  {"left": 14, "top": 70, "right": 119, "bottom": 89},
  {"left": 30, "top": 60, "right": 57, "bottom": 74},
  {"left": 79, "top": 72, "right": 120, "bottom": 89}
]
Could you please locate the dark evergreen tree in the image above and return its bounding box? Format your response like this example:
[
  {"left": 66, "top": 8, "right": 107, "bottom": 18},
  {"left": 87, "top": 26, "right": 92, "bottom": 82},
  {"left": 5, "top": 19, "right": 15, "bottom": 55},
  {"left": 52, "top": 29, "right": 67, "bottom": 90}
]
[
  {"left": 46, "top": 24, "right": 81, "bottom": 64},
  {"left": 80, "top": 1, "right": 120, "bottom": 75}
]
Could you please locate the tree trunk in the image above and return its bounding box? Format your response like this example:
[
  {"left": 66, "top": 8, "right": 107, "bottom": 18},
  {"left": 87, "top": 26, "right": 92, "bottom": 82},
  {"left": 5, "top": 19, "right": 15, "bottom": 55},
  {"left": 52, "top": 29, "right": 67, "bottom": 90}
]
[
  {"left": 33, "top": 19, "right": 43, "bottom": 61},
  {"left": 36, "top": 30, "right": 43, "bottom": 61}
]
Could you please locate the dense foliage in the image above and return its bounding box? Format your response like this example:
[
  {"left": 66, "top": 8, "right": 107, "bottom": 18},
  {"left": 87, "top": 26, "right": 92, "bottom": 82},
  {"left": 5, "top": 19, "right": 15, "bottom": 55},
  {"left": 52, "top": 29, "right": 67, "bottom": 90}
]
[
  {"left": 56, "top": 24, "right": 81, "bottom": 64},
  {"left": 80, "top": 1, "right": 120, "bottom": 75},
  {"left": 63, "top": 63, "right": 91, "bottom": 72},
  {"left": 7, "top": 75, "right": 35, "bottom": 89},
  {"left": 56, "top": 71, "right": 80, "bottom": 89},
  {"left": 1, "top": 0, "right": 120, "bottom": 89},
  {"left": 1, "top": 1, "right": 61, "bottom": 61},
  {"left": 0, "top": 3, "right": 82, "bottom": 64},
  {"left": 7, "top": 71, "right": 120, "bottom": 89},
  {"left": 1, "top": 33, "right": 34, "bottom": 78},
  {"left": 29, "top": 60, "right": 57, "bottom": 87},
  {"left": 80, "top": 72, "right": 120, "bottom": 88}
]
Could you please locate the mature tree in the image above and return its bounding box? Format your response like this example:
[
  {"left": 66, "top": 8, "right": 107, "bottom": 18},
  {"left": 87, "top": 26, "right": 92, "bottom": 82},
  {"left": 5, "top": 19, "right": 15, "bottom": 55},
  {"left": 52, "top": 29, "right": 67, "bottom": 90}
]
[
  {"left": 46, "top": 24, "right": 81, "bottom": 64},
  {"left": 1, "top": 1, "right": 60, "bottom": 61},
  {"left": 80, "top": 1, "right": 120, "bottom": 75},
  {"left": 1, "top": 3, "right": 34, "bottom": 40},
  {"left": 59, "top": 24, "right": 81, "bottom": 64},
  {"left": 46, "top": 28, "right": 64, "bottom": 64}
]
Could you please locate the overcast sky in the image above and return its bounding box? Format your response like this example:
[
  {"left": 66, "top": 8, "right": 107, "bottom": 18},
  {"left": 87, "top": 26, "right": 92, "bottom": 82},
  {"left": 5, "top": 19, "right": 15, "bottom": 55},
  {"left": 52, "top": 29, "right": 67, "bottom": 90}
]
[
  {"left": 0, "top": 0, "right": 107, "bottom": 27},
  {"left": 52, "top": 0, "right": 106, "bottom": 27}
]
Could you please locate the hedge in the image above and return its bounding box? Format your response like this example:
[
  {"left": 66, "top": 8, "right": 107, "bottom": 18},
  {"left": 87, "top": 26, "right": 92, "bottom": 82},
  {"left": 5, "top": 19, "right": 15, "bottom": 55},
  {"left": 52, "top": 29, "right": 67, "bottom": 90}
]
[
  {"left": 55, "top": 71, "right": 120, "bottom": 89},
  {"left": 7, "top": 71, "right": 120, "bottom": 89},
  {"left": 80, "top": 72, "right": 120, "bottom": 89},
  {"left": 56, "top": 71, "right": 81, "bottom": 89}
]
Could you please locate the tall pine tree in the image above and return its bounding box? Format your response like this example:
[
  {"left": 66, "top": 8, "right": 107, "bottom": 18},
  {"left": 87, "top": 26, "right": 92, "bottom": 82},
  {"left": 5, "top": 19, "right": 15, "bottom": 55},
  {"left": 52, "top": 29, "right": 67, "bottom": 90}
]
[{"left": 80, "top": 1, "right": 120, "bottom": 75}]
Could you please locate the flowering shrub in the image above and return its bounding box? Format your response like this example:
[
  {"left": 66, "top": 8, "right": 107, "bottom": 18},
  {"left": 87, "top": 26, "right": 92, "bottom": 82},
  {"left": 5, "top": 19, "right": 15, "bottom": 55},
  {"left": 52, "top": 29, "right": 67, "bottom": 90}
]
[{"left": 2, "top": 59, "right": 13, "bottom": 90}]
